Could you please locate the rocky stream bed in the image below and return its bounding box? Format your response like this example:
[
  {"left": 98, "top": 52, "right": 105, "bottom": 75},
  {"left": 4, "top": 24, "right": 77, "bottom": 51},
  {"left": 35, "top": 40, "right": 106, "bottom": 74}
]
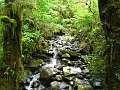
[{"left": 21, "top": 34, "right": 102, "bottom": 90}]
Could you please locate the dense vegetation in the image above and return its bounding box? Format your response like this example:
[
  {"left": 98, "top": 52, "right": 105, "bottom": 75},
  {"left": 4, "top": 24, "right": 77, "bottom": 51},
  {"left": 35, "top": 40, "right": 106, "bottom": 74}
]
[{"left": 0, "top": 0, "right": 120, "bottom": 90}]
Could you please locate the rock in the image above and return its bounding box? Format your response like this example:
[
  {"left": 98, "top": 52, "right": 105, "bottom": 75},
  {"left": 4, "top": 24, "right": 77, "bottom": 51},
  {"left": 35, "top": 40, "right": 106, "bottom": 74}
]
[
  {"left": 62, "top": 53, "right": 71, "bottom": 58},
  {"left": 61, "top": 50, "right": 79, "bottom": 59},
  {"left": 55, "top": 75, "right": 63, "bottom": 81},
  {"left": 82, "top": 68, "right": 89, "bottom": 74},
  {"left": 38, "top": 85, "right": 45, "bottom": 90},
  {"left": 57, "top": 64, "right": 65, "bottom": 70},
  {"left": 62, "top": 58, "right": 70, "bottom": 65},
  {"left": 62, "top": 58, "right": 74, "bottom": 66},
  {"left": 31, "top": 80, "right": 40, "bottom": 88},
  {"left": 70, "top": 81, "right": 74, "bottom": 85},
  {"left": 80, "top": 65, "right": 88, "bottom": 70},
  {"left": 40, "top": 68, "right": 54, "bottom": 86},
  {"left": 85, "top": 74, "right": 91, "bottom": 79},
  {"left": 79, "top": 41, "right": 92, "bottom": 54},
  {"left": 31, "top": 59, "right": 43, "bottom": 67},
  {"left": 93, "top": 78, "right": 102, "bottom": 89},
  {"left": 63, "top": 35, "right": 74, "bottom": 42},
  {"left": 51, "top": 81, "right": 60, "bottom": 90},
  {"left": 74, "top": 78, "right": 83, "bottom": 85},
  {"left": 63, "top": 66, "right": 81, "bottom": 76},
  {"left": 67, "top": 61, "right": 75, "bottom": 66},
  {"left": 59, "top": 82, "right": 72, "bottom": 90},
  {"left": 76, "top": 74, "right": 84, "bottom": 80},
  {"left": 40, "top": 68, "right": 60, "bottom": 79},
  {"left": 77, "top": 84, "right": 93, "bottom": 90},
  {"left": 74, "top": 78, "right": 93, "bottom": 90},
  {"left": 26, "top": 66, "right": 40, "bottom": 73},
  {"left": 34, "top": 53, "right": 50, "bottom": 61},
  {"left": 63, "top": 76, "right": 75, "bottom": 81}
]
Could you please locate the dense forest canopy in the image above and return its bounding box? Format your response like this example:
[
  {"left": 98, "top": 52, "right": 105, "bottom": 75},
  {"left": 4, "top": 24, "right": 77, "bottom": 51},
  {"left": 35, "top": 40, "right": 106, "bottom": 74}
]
[{"left": 0, "top": 0, "right": 120, "bottom": 90}]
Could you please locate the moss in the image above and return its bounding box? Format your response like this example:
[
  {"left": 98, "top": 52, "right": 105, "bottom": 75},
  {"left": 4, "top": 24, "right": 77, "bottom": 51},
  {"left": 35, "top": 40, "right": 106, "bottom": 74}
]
[
  {"left": 61, "top": 50, "right": 79, "bottom": 59},
  {"left": 0, "top": 16, "right": 17, "bottom": 26},
  {"left": 0, "top": 16, "right": 11, "bottom": 23},
  {"left": 10, "top": 19, "right": 17, "bottom": 27},
  {"left": 32, "top": 59, "right": 43, "bottom": 67}
]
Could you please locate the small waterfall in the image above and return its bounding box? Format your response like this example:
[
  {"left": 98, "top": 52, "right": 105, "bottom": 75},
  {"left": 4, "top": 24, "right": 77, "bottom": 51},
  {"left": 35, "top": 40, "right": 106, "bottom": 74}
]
[{"left": 42, "top": 47, "right": 58, "bottom": 68}]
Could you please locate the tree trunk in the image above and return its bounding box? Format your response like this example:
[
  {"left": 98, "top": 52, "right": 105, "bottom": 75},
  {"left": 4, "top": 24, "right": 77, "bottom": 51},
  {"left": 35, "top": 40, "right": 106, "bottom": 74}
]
[
  {"left": 98, "top": 0, "right": 120, "bottom": 89},
  {"left": 0, "top": 1, "right": 24, "bottom": 90}
]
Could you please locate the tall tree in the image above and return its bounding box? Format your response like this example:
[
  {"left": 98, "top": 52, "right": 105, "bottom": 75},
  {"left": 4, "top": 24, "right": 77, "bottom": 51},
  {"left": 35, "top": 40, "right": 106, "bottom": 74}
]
[
  {"left": 98, "top": 0, "right": 120, "bottom": 89},
  {"left": 0, "top": 0, "right": 24, "bottom": 90}
]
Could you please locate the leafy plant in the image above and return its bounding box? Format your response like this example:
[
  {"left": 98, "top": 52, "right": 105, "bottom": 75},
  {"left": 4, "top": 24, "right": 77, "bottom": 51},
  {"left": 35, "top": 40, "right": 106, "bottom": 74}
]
[{"left": 22, "top": 31, "right": 42, "bottom": 64}]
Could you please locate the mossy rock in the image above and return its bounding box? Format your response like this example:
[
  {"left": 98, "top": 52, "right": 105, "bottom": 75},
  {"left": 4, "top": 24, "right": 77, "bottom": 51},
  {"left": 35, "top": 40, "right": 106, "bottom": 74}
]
[
  {"left": 51, "top": 81, "right": 60, "bottom": 90},
  {"left": 77, "top": 85, "right": 93, "bottom": 90},
  {"left": 44, "top": 59, "right": 51, "bottom": 63},
  {"left": 75, "top": 78, "right": 93, "bottom": 90},
  {"left": 63, "top": 35, "right": 74, "bottom": 42},
  {"left": 79, "top": 42, "right": 92, "bottom": 54},
  {"left": 40, "top": 68, "right": 54, "bottom": 86},
  {"left": 32, "top": 59, "right": 43, "bottom": 67},
  {"left": 55, "top": 75, "right": 63, "bottom": 81},
  {"left": 61, "top": 50, "right": 79, "bottom": 59},
  {"left": 61, "top": 58, "right": 70, "bottom": 65},
  {"left": 62, "top": 53, "right": 70, "bottom": 58},
  {"left": 63, "top": 76, "right": 74, "bottom": 81},
  {"left": 34, "top": 53, "right": 50, "bottom": 59}
]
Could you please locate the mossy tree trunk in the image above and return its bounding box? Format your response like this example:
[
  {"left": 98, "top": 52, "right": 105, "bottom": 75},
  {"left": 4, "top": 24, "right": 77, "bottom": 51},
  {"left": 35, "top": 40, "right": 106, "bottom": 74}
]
[
  {"left": 98, "top": 0, "right": 120, "bottom": 89},
  {"left": 0, "top": 0, "right": 24, "bottom": 90}
]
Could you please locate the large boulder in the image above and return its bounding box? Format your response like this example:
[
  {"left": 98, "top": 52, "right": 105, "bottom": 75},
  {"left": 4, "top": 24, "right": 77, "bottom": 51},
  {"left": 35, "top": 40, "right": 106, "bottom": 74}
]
[
  {"left": 40, "top": 68, "right": 60, "bottom": 86},
  {"left": 40, "top": 68, "right": 54, "bottom": 86}
]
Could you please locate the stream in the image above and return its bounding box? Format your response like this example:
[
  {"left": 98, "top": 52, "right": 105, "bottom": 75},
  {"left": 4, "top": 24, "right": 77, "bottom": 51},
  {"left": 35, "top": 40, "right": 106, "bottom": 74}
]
[{"left": 22, "top": 34, "right": 102, "bottom": 90}]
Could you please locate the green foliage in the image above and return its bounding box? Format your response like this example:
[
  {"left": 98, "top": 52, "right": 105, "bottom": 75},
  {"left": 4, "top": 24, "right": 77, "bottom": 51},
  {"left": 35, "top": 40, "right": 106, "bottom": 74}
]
[
  {"left": 84, "top": 29, "right": 106, "bottom": 77},
  {"left": 22, "top": 30, "right": 41, "bottom": 64}
]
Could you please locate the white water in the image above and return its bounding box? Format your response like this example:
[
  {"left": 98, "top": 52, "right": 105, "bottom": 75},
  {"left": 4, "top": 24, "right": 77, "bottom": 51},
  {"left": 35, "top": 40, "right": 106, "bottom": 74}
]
[
  {"left": 25, "top": 73, "right": 40, "bottom": 90},
  {"left": 42, "top": 47, "right": 58, "bottom": 68}
]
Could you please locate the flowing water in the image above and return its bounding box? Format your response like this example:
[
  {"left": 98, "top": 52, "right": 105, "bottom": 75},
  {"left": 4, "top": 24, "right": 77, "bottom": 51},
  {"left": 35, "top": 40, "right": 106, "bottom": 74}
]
[
  {"left": 23, "top": 35, "right": 102, "bottom": 90},
  {"left": 42, "top": 47, "right": 58, "bottom": 68}
]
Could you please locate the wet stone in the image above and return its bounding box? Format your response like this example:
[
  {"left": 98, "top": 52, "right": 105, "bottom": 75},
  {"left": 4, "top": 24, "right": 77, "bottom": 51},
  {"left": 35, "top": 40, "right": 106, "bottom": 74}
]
[
  {"left": 55, "top": 75, "right": 63, "bottom": 81},
  {"left": 51, "top": 81, "right": 60, "bottom": 90},
  {"left": 23, "top": 35, "right": 93, "bottom": 90}
]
